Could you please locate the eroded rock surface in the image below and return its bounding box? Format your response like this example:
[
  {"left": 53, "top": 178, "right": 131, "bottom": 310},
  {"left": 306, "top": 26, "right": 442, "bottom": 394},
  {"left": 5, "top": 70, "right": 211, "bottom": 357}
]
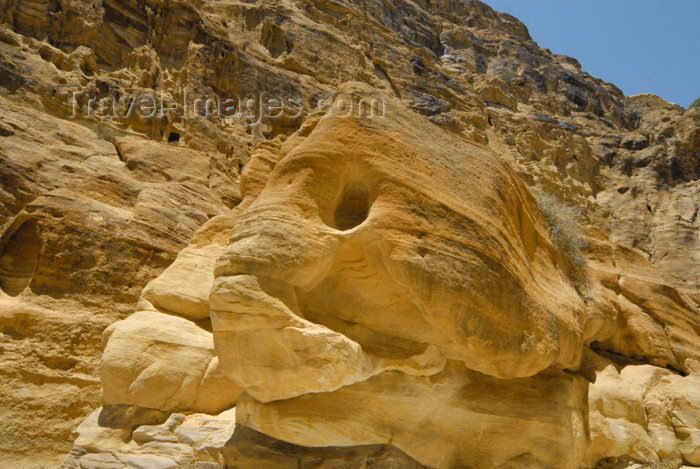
[
  {"left": 0, "top": 95, "right": 232, "bottom": 468},
  {"left": 63, "top": 91, "right": 700, "bottom": 469},
  {"left": 211, "top": 93, "right": 585, "bottom": 401},
  {"left": 0, "top": 0, "right": 698, "bottom": 468}
]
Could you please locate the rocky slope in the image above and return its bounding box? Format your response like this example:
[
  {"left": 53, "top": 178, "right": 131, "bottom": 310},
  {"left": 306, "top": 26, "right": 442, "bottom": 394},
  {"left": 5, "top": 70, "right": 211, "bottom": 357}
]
[{"left": 0, "top": 0, "right": 698, "bottom": 468}]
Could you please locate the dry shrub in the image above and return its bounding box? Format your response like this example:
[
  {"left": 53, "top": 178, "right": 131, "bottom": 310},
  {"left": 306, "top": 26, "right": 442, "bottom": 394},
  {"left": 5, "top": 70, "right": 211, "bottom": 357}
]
[{"left": 536, "top": 194, "right": 588, "bottom": 290}]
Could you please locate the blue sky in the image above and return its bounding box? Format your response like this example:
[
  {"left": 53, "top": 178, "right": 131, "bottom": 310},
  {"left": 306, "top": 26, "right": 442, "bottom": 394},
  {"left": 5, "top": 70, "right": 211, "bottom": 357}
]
[{"left": 484, "top": 1, "right": 700, "bottom": 108}]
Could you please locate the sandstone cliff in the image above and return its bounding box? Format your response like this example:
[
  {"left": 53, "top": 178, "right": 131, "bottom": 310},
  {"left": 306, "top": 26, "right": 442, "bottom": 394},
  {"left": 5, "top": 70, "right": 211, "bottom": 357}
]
[{"left": 0, "top": 0, "right": 698, "bottom": 468}]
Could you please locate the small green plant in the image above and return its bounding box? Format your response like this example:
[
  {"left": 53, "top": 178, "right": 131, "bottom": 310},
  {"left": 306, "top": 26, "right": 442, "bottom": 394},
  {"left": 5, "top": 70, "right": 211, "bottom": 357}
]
[
  {"left": 504, "top": 134, "right": 516, "bottom": 146},
  {"left": 536, "top": 194, "right": 588, "bottom": 290},
  {"left": 499, "top": 70, "right": 515, "bottom": 85},
  {"left": 689, "top": 97, "right": 700, "bottom": 111}
]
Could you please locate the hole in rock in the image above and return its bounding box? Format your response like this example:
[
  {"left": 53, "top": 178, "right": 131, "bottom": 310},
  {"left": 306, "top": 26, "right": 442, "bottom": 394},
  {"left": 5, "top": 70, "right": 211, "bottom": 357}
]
[
  {"left": 167, "top": 132, "right": 180, "bottom": 143},
  {"left": 334, "top": 182, "right": 370, "bottom": 230},
  {"left": 261, "top": 22, "right": 293, "bottom": 59},
  {"left": 0, "top": 219, "right": 42, "bottom": 296}
]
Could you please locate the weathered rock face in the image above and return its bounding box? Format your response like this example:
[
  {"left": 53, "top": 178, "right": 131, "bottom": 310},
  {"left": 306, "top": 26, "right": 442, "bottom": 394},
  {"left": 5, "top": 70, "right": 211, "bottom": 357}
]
[
  {"left": 211, "top": 94, "right": 585, "bottom": 401},
  {"left": 0, "top": 0, "right": 698, "bottom": 468},
  {"left": 205, "top": 96, "right": 592, "bottom": 468},
  {"left": 587, "top": 354, "right": 700, "bottom": 468},
  {"left": 237, "top": 363, "right": 589, "bottom": 468},
  {"left": 0, "top": 94, "right": 232, "bottom": 468},
  {"left": 61, "top": 93, "right": 700, "bottom": 469},
  {"left": 54, "top": 99, "right": 699, "bottom": 468}
]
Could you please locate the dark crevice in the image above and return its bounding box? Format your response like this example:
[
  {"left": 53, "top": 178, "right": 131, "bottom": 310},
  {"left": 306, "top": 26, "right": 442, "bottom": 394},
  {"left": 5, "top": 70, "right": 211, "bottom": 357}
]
[
  {"left": 333, "top": 182, "right": 370, "bottom": 230},
  {"left": 372, "top": 60, "right": 401, "bottom": 99},
  {"left": 0, "top": 219, "right": 42, "bottom": 296}
]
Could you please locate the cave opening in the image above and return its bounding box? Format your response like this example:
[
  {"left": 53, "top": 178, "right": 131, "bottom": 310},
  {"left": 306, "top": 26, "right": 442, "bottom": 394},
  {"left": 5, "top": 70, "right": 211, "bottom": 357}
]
[
  {"left": 0, "top": 219, "right": 42, "bottom": 296},
  {"left": 334, "top": 182, "right": 370, "bottom": 230}
]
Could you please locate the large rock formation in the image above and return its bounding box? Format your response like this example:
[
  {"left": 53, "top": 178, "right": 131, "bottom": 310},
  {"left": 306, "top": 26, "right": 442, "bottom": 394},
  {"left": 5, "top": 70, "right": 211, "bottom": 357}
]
[
  {"left": 0, "top": 0, "right": 698, "bottom": 468},
  {"left": 0, "top": 94, "right": 233, "bottom": 468}
]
